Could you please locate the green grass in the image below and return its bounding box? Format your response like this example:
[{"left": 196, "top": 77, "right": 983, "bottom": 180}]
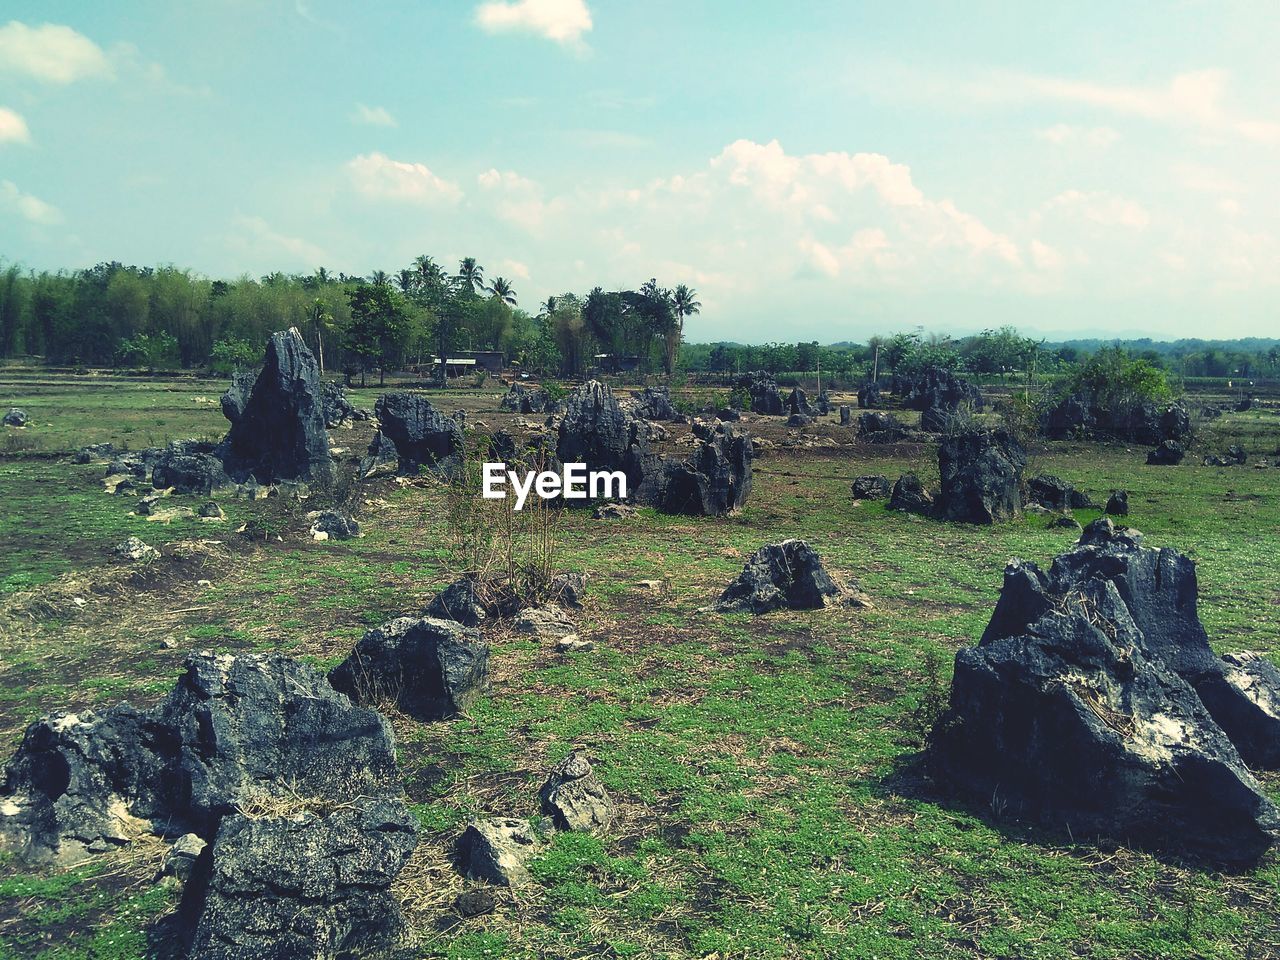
[{"left": 1, "top": 376, "right": 1279, "bottom": 958}]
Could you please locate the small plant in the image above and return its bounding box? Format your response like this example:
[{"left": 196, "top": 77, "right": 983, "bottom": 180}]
[{"left": 908, "top": 647, "right": 949, "bottom": 744}]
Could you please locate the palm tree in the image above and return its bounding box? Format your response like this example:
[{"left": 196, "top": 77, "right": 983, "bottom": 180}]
[
  {"left": 668, "top": 283, "right": 701, "bottom": 374},
  {"left": 487, "top": 276, "right": 517, "bottom": 306},
  {"left": 540, "top": 295, "right": 557, "bottom": 317},
  {"left": 369, "top": 269, "right": 390, "bottom": 287},
  {"left": 306, "top": 298, "right": 333, "bottom": 375},
  {"left": 397, "top": 269, "right": 416, "bottom": 294},
  {"left": 457, "top": 257, "right": 484, "bottom": 297}
]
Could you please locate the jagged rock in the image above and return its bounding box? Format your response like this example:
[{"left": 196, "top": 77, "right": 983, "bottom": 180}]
[
  {"left": 454, "top": 888, "right": 497, "bottom": 918},
  {"left": 931, "top": 572, "right": 1279, "bottom": 867},
  {"left": 428, "top": 577, "right": 506, "bottom": 627},
  {"left": 329, "top": 616, "right": 489, "bottom": 721},
  {"left": 786, "top": 387, "right": 814, "bottom": 417},
  {"left": 321, "top": 381, "right": 371, "bottom": 427},
  {"left": 888, "top": 474, "right": 934, "bottom": 515},
  {"left": 937, "top": 428, "right": 1026, "bottom": 524},
  {"left": 1235, "top": 395, "right": 1253, "bottom": 412},
  {"left": 220, "top": 330, "right": 334, "bottom": 486},
  {"left": 197, "top": 501, "right": 224, "bottom": 520},
  {"left": 641, "top": 422, "right": 753, "bottom": 516},
  {"left": 716, "top": 539, "right": 865, "bottom": 614},
  {"left": 2, "top": 407, "right": 28, "bottom": 427},
  {"left": 152, "top": 441, "right": 229, "bottom": 495},
  {"left": 114, "top": 537, "right": 157, "bottom": 561},
  {"left": 1104, "top": 490, "right": 1129, "bottom": 516},
  {"left": 626, "top": 386, "right": 680, "bottom": 421},
  {"left": 856, "top": 382, "right": 881, "bottom": 409},
  {"left": 556, "top": 636, "right": 594, "bottom": 653},
  {"left": 716, "top": 407, "right": 740, "bottom": 422},
  {"left": 0, "top": 652, "right": 405, "bottom": 865},
  {"left": 549, "top": 572, "right": 586, "bottom": 608},
  {"left": 894, "top": 366, "right": 982, "bottom": 432},
  {"left": 556, "top": 379, "right": 637, "bottom": 476},
  {"left": 1027, "top": 475, "right": 1093, "bottom": 511},
  {"left": 787, "top": 413, "right": 813, "bottom": 428},
  {"left": 363, "top": 393, "right": 463, "bottom": 477},
  {"left": 1045, "top": 393, "right": 1192, "bottom": 445},
  {"left": 857, "top": 411, "right": 908, "bottom": 443},
  {"left": 839, "top": 405, "right": 851, "bottom": 425},
  {"left": 136, "top": 493, "right": 164, "bottom": 516},
  {"left": 308, "top": 509, "right": 360, "bottom": 541},
  {"left": 162, "top": 833, "right": 206, "bottom": 882},
  {"left": 456, "top": 818, "right": 545, "bottom": 886},
  {"left": 513, "top": 605, "right": 577, "bottom": 641},
  {"left": 592, "top": 502, "right": 637, "bottom": 519},
  {"left": 1047, "top": 513, "right": 1082, "bottom": 530},
  {"left": 486, "top": 428, "right": 518, "bottom": 465},
  {"left": 1204, "top": 445, "right": 1247, "bottom": 467},
  {"left": 73, "top": 442, "right": 117, "bottom": 464},
  {"left": 500, "top": 383, "right": 552, "bottom": 414},
  {"left": 182, "top": 798, "right": 417, "bottom": 960},
  {"left": 851, "top": 475, "right": 891, "bottom": 500},
  {"left": 736, "top": 371, "right": 784, "bottom": 415},
  {"left": 539, "top": 752, "right": 615, "bottom": 833},
  {"left": 1146, "top": 440, "right": 1185, "bottom": 465}
]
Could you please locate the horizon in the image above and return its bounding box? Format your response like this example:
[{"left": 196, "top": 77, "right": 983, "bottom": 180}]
[{"left": 2, "top": 3, "right": 1278, "bottom": 341}]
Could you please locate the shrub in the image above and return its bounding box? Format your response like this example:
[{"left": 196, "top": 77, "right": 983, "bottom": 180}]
[{"left": 209, "top": 337, "right": 261, "bottom": 375}]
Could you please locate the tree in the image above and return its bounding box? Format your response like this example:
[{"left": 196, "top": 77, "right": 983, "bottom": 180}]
[
  {"left": 345, "top": 282, "right": 410, "bottom": 386},
  {"left": 668, "top": 283, "right": 700, "bottom": 374},
  {"left": 457, "top": 257, "right": 485, "bottom": 298},
  {"left": 487, "top": 276, "right": 517, "bottom": 306},
  {"left": 306, "top": 298, "right": 334, "bottom": 374}
]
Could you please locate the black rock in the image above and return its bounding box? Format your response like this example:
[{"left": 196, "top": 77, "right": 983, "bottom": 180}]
[
  {"left": 715, "top": 539, "right": 860, "bottom": 614},
  {"left": 851, "top": 475, "right": 891, "bottom": 500},
  {"left": 856, "top": 382, "right": 881, "bottom": 409},
  {"left": 3, "top": 407, "right": 28, "bottom": 427},
  {"left": 1204, "top": 445, "right": 1247, "bottom": 467},
  {"left": 455, "top": 888, "right": 497, "bottom": 917},
  {"left": 931, "top": 574, "right": 1279, "bottom": 867},
  {"left": 309, "top": 509, "right": 359, "bottom": 540},
  {"left": 786, "top": 413, "right": 813, "bottom": 428},
  {"left": 365, "top": 392, "right": 463, "bottom": 476},
  {"left": 857, "top": 411, "right": 908, "bottom": 443},
  {"left": 499, "top": 383, "right": 552, "bottom": 414},
  {"left": 1235, "top": 395, "right": 1253, "bottom": 412},
  {"left": 1046, "top": 513, "right": 1082, "bottom": 530},
  {"left": 716, "top": 408, "right": 740, "bottom": 422},
  {"left": 888, "top": 473, "right": 934, "bottom": 515},
  {"left": 1044, "top": 392, "right": 1192, "bottom": 445},
  {"left": 1104, "top": 490, "right": 1129, "bottom": 516},
  {"left": 1027, "top": 474, "right": 1093, "bottom": 511},
  {"left": 220, "top": 329, "right": 334, "bottom": 486},
  {"left": 894, "top": 366, "right": 982, "bottom": 432},
  {"left": 329, "top": 616, "right": 489, "bottom": 721},
  {"left": 556, "top": 380, "right": 639, "bottom": 478},
  {"left": 321, "top": 381, "right": 371, "bottom": 427},
  {"left": 72, "top": 442, "right": 117, "bottom": 464},
  {"left": 786, "top": 387, "right": 813, "bottom": 417},
  {"left": 1146, "top": 440, "right": 1185, "bottom": 465},
  {"left": 736, "top": 371, "right": 784, "bottom": 416},
  {"left": 640, "top": 422, "right": 753, "bottom": 516},
  {"left": 627, "top": 385, "right": 680, "bottom": 421},
  {"left": 937, "top": 429, "right": 1026, "bottom": 524},
  {"left": 152, "top": 440, "right": 229, "bottom": 495}
]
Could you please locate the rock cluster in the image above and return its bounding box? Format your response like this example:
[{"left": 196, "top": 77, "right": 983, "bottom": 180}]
[
  {"left": 851, "top": 475, "right": 891, "bottom": 500},
  {"left": 362, "top": 392, "right": 463, "bottom": 477},
  {"left": 0, "top": 653, "right": 417, "bottom": 956},
  {"left": 930, "top": 520, "right": 1280, "bottom": 866},
  {"left": 716, "top": 539, "right": 867, "bottom": 614},
  {"left": 894, "top": 366, "right": 983, "bottom": 432},
  {"left": 856, "top": 381, "right": 881, "bottom": 408},
  {"left": 736, "top": 370, "right": 785, "bottom": 415},
  {"left": 1026, "top": 474, "right": 1093, "bottom": 512},
  {"left": 623, "top": 385, "right": 680, "bottom": 421},
  {"left": 308, "top": 509, "right": 360, "bottom": 540},
  {"left": 1146, "top": 439, "right": 1186, "bottom": 465},
  {"left": 321, "top": 381, "right": 371, "bottom": 427},
  {"left": 500, "top": 383, "right": 554, "bottom": 414},
  {"left": 1204, "top": 445, "right": 1247, "bottom": 467},
  {"left": 1044, "top": 392, "right": 1192, "bottom": 446},
  {"left": 857, "top": 411, "right": 909, "bottom": 443}
]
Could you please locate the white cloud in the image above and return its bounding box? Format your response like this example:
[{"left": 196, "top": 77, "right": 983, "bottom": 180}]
[
  {"left": 0, "top": 21, "right": 112, "bottom": 84},
  {"left": 352, "top": 103, "right": 397, "bottom": 127},
  {"left": 1037, "top": 123, "right": 1119, "bottom": 148},
  {"left": 474, "top": 0, "right": 592, "bottom": 46},
  {"left": 497, "top": 258, "right": 531, "bottom": 279},
  {"left": 0, "top": 179, "right": 62, "bottom": 224},
  {"left": 347, "top": 152, "right": 462, "bottom": 203},
  {"left": 1041, "top": 190, "right": 1150, "bottom": 230},
  {"left": 477, "top": 168, "right": 558, "bottom": 231},
  {"left": 0, "top": 107, "right": 31, "bottom": 145},
  {"left": 229, "top": 214, "right": 329, "bottom": 267}
]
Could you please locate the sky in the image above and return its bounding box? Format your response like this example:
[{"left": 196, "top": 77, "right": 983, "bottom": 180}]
[{"left": 1, "top": 0, "right": 1278, "bottom": 343}]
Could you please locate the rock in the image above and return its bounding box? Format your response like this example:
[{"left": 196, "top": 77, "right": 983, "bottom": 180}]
[
  {"left": 626, "top": 386, "right": 680, "bottom": 421},
  {"left": 114, "top": 537, "right": 158, "bottom": 561},
  {"left": 182, "top": 798, "right": 417, "bottom": 960},
  {"left": 716, "top": 408, "right": 740, "bottom": 422},
  {"left": 73, "top": 442, "right": 117, "bottom": 464},
  {"left": 716, "top": 539, "right": 865, "bottom": 614},
  {"left": 1104, "top": 490, "right": 1129, "bottom": 516},
  {"left": 309, "top": 509, "right": 360, "bottom": 541},
  {"left": 1045, "top": 393, "right": 1192, "bottom": 445},
  {"left": 937, "top": 428, "right": 1026, "bottom": 524},
  {"left": 428, "top": 576, "right": 505, "bottom": 627},
  {"left": 851, "top": 475, "right": 891, "bottom": 501},
  {"left": 220, "top": 329, "right": 334, "bottom": 486},
  {"left": 1146, "top": 440, "right": 1185, "bottom": 465},
  {"left": 162, "top": 833, "right": 206, "bottom": 882},
  {"left": 197, "top": 501, "right": 224, "bottom": 520},
  {"left": 888, "top": 474, "right": 934, "bottom": 515},
  {"left": 455, "top": 888, "right": 497, "bottom": 917},
  {"left": 151, "top": 441, "right": 230, "bottom": 496},
  {"left": 857, "top": 411, "right": 908, "bottom": 443},
  {"left": 1047, "top": 513, "right": 1082, "bottom": 530},
  {"left": 456, "top": 818, "right": 545, "bottom": 887},
  {"left": 839, "top": 405, "right": 852, "bottom": 426},
  {"left": 363, "top": 393, "right": 463, "bottom": 477},
  {"left": 556, "top": 636, "right": 594, "bottom": 653},
  {"left": 1027, "top": 474, "right": 1093, "bottom": 511},
  {"left": 548, "top": 572, "right": 586, "bottom": 608},
  {"left": 856, "top": 382, "right": 881, "bottom": 409},
  {"left": 645, "top": 422, "right": 753, "bottom": 517},
  {"left": 592, "top": 502, "right": 637, "bottom": 519},
  {"left": 786, "top": 387, "right": 814, "bottom": 417},
  {"left": 539, "top": 752, "right": 615, "bottom": 832},
  {"left": 736, "top": 371, "right": 784, "bottom": 416},
  {"left": 1204, "top": 445, "right": 1247, "bottom": 467},
  {"left": 513, "top": 605, "right": 577, "bottom": 641},
  {"left": 329, "top": 617, "right": 489, "bottom": 721},
  {"left": 894, "top": 366, "right": 982, "bottom": 432},
  {"left": 786, "top": 413, "right": 813, "bottom": 428},
  {"left": 2, "top": 407, "right": 28, "bottom": 427},
  {"left": 136, "top": 493, "right": 164, "bottom": 516},
  {"left": 321, "top": 381, "right": 371, "bottom": 427},
  {"left": 1235, "top": 395, "right": 1253, "bottom": 412},
  {"left": 930, "top": 572, "right": 1279, "bottom": 867},
  {"left": 500, "top": 383, "right": 552, "bottom": 414},
  {"left": 556, "top": 379, "right": 639, "bottom": 478},
  {"left": 0, "top": 652, "right": 406, "bottom": 866}
]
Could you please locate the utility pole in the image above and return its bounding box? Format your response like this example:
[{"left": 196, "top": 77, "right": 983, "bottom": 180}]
[{"left": 872, "top": 344, "right": 880, "bottom": 383}]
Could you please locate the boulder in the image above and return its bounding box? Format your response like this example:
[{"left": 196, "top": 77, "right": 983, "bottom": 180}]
[
  {"left": 162, "top": 833, "right": 206, "bottom": 882},
  {"left": 364, "top": 393, "right": 463, "bottom": 477},
  {"left": 182, "top": 798, "right": 417, "bottom": 960},
  {"left": 198, "top": 501, "right": 225, "bottom": 520},
  {"left": 888, "top": 474, "right": 934, "bottom": 515},
  {"left": 1044, "top": 393, "right": 1192, "bottom": 445},
  {"left": 329, "top": 617, "right": 489, "bottom": 721},
  {"left": 1047, "top": 513, "right": 1082, "bottom": 530},
  {"left": 456, "top": 818, "right": 544, "bottom": 887},
  {"left": 499, "top": 383, "right": 552, "bottom": 414},
  {"left": 114, "top": 536, "right": 158, "bottom": 561},
  {"left": 786, "top": 387, "right": 814, "bottom": 417},
  {"left": 1204, "top": 445, "right": 1247, "bottom": 467},
  {"left": 73, "top": 442, "right": 117, "bottom": 464},
  {"left": 539, "top": 752, "right": 615, "bottom": 833},
  {"left": 786, "top": 413, "right": 813, "bottom": 428},
  {"left": 626, "top": 385, "right": 680, "bottom": 421},
  {"left": 642, "top": 423, "right": 753, "bottom": 516},
  {"left": 3, "top": 407, "right": 28, "bottom": 427},
  {"left": 1146, "top": 440, "right": 1185, "bottom": 465},
  {"left": 937, "top": 428, "right": 1026, "bottom": 524},
  {"left": 856, "top": 382, "right": 881, "bottom": 409},
  {"left": 716, "top": 539, "right": 865, "bottom": 614},
  {"left": 716, "top": 408, "right": 741, "bottom": 422},
  {"left": 1104, "top": 490, "right": 1129, "bottom": 516},
  {"left": 152, "top": 441, "right": 229, "bottom": 495},
  {"left": 851, "top": 475, "right": 891, "bottom": 501},
  {"left": 219, "top": 330, "right": 334, "bottom": 486},
  {"left": 736, "top": 371, "right": 784, "bottom": 416},
  {"left": 931, "top": 573, "right": 1279, "bottom": 867},
  {"left": 1235, "top": 395, "right": 1253, "bottom": 412},
  {"left": 895, "top": 366, "right": 982, "bottom": 432},
  {"left": 839, "top": 405, "right": 851, "bottom": 425},
  {"left": 309, "top": 509, "right": 359, "bottom": 540},
  {"left": 321, "top": 381, "right": 371, "bottom": 427},
  {"left": 1027, "top": 474, "right": 1093, "bottom": 511},
  {"left": 857, "top": 411, "right": 908, "bottom": 443},
  {"left": 592, "top": 502, "right": 637, "bottom": 520},
  {"left": 513, "top": 605, "right": 577, "bottom": 641}
]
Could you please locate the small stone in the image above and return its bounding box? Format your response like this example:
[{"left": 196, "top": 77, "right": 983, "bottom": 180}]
[
  {"left": 2, "top": 407, "right": 28, "bottom": 427},
  {"left": 113, "top": 537, "right": 158, "bottom": 562},
  {"left": 160, "top": 638, "right": 178, "bottom": 650},
  {"left": 197, "top": 501, "right": 224, "bottom": 520},
  {"left": 454, "top": 888, "right": 497, "bottom": 917},
  {"left": 555, "top": 635, "right": 593, "bottom": 653},
  {"left": 513, "top": 605, "right": 576, "bottom": 641},
  {"left": 161, "top": 832, "right": 206, "bottom": 882},
  {"left": 456, "top": 818, "right": 544, "bottom": 886},
  {"left": 539, "top": 752, "right": 616, "bottom": 833}
]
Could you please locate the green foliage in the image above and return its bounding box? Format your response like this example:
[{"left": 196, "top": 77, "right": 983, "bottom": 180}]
[
  {"left": 208, "top": 335, "right": 260, "bottom": 374},
  {"left": 1060, "top": 346, "right": 1172, "bottom": 408},
  {"left": 114, "top": 331, "right": 179, "bottom": 369}
]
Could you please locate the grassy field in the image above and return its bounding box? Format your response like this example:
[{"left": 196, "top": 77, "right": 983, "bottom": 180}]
[{"left": 0, "top": 374, "right": 1278, "bottom": 959}]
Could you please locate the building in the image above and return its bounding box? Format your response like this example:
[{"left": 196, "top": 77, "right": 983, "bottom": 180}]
[{"left": 428, "top": 350, "right": 506, "bottom": 376}]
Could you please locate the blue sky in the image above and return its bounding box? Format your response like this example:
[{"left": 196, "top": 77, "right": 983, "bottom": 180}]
[{"left": 1, "top": 1, "right": 1278, "bottom": 342}]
